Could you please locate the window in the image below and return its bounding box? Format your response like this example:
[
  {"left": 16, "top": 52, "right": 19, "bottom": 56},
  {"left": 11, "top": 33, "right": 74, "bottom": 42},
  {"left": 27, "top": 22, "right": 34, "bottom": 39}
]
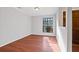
[{"left": 43, "top": 17, "right": 53, "bottom": 33}]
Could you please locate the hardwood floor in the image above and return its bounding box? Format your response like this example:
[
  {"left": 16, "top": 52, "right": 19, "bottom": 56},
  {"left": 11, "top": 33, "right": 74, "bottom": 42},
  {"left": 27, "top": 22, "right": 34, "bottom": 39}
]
[{"left": 0, "top": 35, "right": 60, "bottom": 52}]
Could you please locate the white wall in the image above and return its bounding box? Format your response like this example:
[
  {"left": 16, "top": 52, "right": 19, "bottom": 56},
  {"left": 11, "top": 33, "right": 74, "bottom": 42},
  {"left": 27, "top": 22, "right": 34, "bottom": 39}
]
[
  {"left": 59, "top": 7, "right": 67, "bottom": 26},
  {"left": 0, "top": 7, "right": 32, "bottom": 47},
  {"left": 32, "top": 16, "right": 56, "bottom": 36},
  {"left": 56, "top": 7, "right": 72, "bottom": 52},
  {"left": 56, "top": 8, "right": 67, "bottom": 52},
  {"left": 67, "top": 8, "right": 72, "bottom": 52}
]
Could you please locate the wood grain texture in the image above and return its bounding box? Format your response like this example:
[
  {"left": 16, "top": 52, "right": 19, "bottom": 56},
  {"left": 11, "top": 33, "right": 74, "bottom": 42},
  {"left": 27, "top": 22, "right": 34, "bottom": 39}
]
[
  {"left": 0, "top": 35, "right": 60, "bottom": 52},
  {"left": 72, "top": 44, "right": 79, "bottom": 52},
  {"left": 72, "top": 10, "right": 79, "bottom": 52},
  {"left": 72, "top": 10, "right": 79, "bottom": 44}
]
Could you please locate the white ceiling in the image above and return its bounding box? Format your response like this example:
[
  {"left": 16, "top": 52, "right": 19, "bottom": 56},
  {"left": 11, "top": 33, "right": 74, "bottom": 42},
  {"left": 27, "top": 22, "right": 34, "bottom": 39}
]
[{"left": 15, "top": 7, "right": 58, "bottom": 16}]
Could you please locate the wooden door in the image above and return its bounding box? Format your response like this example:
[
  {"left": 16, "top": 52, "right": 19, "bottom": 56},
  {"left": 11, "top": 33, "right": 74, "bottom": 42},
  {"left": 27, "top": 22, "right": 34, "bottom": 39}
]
[{"left": 72, "top": 10, "right": 79, "bottom": 44}]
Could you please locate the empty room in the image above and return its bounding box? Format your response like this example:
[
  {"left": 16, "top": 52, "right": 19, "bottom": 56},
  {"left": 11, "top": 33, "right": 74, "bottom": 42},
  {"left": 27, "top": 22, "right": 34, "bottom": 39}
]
[{"left": 0, "top": 7, "right": 73, "bottom": 52}]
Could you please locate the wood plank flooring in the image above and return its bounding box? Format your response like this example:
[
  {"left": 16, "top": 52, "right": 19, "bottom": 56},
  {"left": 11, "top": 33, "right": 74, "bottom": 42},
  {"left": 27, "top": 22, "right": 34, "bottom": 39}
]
[{"left": 0, "top": 35, "right": 60, "bottom": 52}]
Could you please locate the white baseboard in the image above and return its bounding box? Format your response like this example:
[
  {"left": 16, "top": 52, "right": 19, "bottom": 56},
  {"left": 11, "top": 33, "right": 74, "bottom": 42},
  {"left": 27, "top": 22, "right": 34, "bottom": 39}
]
[
  {"left": 31, "top": 34, "right": 56, "bottom": 36},
  {"left": 0, "top": 34, "right": 31, "bottom": 47}
]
